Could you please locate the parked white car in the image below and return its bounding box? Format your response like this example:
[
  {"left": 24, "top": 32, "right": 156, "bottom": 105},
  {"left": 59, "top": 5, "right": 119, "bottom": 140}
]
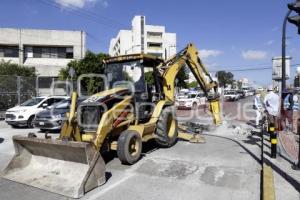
[
  {"left": 5, "top": 96, "right": 69, "bottom": 128},
  {"left": 175, "top": 92, "right": 206, "bottom": 109},
  {"left": 224, "top": 90, "right": 239, "bottom": 101}
]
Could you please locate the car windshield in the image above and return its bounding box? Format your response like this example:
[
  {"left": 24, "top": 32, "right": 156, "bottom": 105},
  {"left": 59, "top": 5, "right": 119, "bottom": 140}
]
[
  {"left": 188, "top": 94, "right": 197, "bottom": 98},
  {"left": 21, "top": 97, "right": 45, "bottom": 106},
  {"left": 54, "top": 100, "right": 70, "bottom": 109}
]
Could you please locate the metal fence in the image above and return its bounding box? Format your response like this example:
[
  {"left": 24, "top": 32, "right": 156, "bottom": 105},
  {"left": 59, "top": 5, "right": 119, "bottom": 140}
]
[{"left": 0, "top": 75, "right": 59, "bottom": 118}]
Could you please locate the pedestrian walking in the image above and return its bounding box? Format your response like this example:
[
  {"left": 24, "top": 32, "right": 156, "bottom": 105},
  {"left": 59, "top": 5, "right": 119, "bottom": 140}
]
[
  {"left": 253, "top": 91, "right": 263, "bottom": 128},
  {"left": 292, "top": 87, "right": 300, "bottom": 134},
  {"left": 282, "top": 89, "right": 293, "bottom": 131},
  {"left": 264, "top": 86, "right": 280, "bottom": 129}
]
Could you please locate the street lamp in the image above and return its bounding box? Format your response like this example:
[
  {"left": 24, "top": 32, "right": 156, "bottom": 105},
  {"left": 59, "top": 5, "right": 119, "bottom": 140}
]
[{"left": 125, "top": 45, "right": 141, "bottom": 54}]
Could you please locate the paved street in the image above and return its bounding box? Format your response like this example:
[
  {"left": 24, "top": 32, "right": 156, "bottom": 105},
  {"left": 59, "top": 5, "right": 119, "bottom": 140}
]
[
  {"left": 0, "top": 97, "right": 262, "bottom": 200},
  {"left": 0, "top": 97, "right": 299, "bottom": 200},
  {"left": 0, "top": 121, "right": 261, "bottom": 200},
  {"left": 1, "top": 1, "right": 300, "bottom": 199}
]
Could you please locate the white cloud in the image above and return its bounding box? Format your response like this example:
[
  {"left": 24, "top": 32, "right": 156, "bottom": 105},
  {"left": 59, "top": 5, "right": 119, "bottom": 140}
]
[
  {"left": 199, "top": 49, "right": 223, "bottom": 59},
  {"left": 55, "top": 0, "right": 108, "bottom": 8},
  {"left": 266, "top": 40, "right": 274, "bottom": 46},
  {"left": 242, "top": 50, "right": 267, "bottom": 60}
]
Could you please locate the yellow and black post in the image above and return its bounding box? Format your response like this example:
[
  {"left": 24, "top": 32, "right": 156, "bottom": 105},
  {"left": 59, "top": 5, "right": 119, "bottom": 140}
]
[{"left": 269, "top": 123, "right": 277, "bottom": 158}]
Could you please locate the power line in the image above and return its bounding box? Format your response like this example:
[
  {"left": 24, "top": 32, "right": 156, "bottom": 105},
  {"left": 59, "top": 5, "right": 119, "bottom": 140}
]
[
  {"left": 36, "top": 0, "right": 124, "bottom": 30},
  {"left": 35, "top": 0, "right": 184, "bottom": 52},
  {"left": 210, "top": 63, "right": 300, "bottom": 73}
]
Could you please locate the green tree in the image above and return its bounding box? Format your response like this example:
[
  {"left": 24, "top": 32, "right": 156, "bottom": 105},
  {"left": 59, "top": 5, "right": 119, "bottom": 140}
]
[
  {"left": 176, "top": 67, "right": 189, "bottom": 88},
  {"left": 0, "top": 60, "right": 36, "bottom": 76},
  {"left": 188, "top": 81, "right": 198, "bottom": 88},
  {"left": 216, "top": 70, "right": 234, "bottom": 87},
  {"left": 237, "top": 81, "right": 242, "bottom": 90},
  {"left": 59, "top": 51, "right": 109, "bottom": 95},
  {"left": 145, "top": 71, "right": 155, "bottom": 85},
  {"left": 144, "top": 67, "right": 189, "bottom": 89},
  {"left": 0, "top": 61, "right": 36, "bottom": 110}
]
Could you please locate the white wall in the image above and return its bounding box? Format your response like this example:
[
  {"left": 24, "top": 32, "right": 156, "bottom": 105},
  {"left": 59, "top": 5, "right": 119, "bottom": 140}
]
[
  {"left": 109, "top": 16, "right": 177, "bottom": 59},
  {"left": 0, "top": 28, "right": 86, "bottom": 77}
]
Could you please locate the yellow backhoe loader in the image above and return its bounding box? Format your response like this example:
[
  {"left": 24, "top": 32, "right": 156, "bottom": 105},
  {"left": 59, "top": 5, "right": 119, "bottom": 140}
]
[{"left": 1, "top": 43, "right": 221, "bottom": 198}]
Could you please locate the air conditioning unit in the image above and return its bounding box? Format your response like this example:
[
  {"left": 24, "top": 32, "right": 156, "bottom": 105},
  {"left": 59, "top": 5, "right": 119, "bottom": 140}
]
[{"left": 27, "top": 52, "right": 33, "bottom": 58}]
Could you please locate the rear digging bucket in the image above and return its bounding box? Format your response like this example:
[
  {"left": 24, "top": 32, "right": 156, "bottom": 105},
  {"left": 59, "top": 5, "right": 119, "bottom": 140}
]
[{"left": 1, "top": 135, "right": 106, "bottom": 198}]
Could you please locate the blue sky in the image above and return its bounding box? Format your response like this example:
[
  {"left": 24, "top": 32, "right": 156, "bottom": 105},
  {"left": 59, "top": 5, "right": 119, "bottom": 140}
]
[{"left": 1, "top": 0, "right": 300, "bottom": 86}]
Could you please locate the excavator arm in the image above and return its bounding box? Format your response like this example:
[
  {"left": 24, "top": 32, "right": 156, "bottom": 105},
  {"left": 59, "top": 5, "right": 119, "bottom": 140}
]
[{"left": 159, "top": 43, "right": 222, "bottom": 125}]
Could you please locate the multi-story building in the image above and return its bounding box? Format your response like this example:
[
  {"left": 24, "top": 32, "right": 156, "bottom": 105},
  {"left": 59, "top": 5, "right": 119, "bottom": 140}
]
[
  {"left": 0, "top": 28, "right": 86, "bottom": 77},
  {"left": 109, "top": 16, "right": 176, "bottom": 59}
]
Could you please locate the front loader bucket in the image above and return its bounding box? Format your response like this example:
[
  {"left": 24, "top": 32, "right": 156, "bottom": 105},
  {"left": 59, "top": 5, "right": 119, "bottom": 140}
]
[{"left": 1, "top": 135, "right": 106, "bottom": 198}]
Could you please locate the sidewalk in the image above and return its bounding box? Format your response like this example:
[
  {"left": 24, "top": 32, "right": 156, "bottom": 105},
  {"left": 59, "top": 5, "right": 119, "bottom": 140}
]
[{"left": 263, "top": 131, "right": 300, "bottom": 200}]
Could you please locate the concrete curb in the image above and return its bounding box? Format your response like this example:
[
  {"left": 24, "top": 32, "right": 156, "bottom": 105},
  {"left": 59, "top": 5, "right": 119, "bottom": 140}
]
[{"left": 263, "top": 164, "right": 276, "bottom": 200}]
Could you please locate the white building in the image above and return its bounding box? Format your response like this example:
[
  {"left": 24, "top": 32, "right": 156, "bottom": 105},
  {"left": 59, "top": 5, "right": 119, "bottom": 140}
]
[
  {"left": 109, "top": 16, "right": 176, "bottom": 59},
  {"left": 0, "top": 28, "right": 86, "bottom": 77}
]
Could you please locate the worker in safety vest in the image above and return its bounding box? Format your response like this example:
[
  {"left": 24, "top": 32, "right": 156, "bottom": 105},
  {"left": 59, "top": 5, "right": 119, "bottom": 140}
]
[
  {"left": 282, "top": 89, "right": 293, "bottom": 131},
  {"left": 292, "top": 87, "right": 300, "bottom": 133},
  {"left": 253, "top": 91, "right": 263, "bottom": 128}
]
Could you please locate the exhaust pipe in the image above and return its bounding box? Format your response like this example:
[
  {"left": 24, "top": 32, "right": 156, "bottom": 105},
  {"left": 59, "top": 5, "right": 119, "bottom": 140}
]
[{"left": 1, "top": 135, "right": 106, "bottom": 198}]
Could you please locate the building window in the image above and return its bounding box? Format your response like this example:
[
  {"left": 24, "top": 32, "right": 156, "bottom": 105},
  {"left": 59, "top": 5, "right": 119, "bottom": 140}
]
[
  {"left": 24, "top": 46, "right": 73, "bottom": 59},
  {"left": 149, "top": 53, "right": 163, "bottom": 58},
  {"left": 147, "top": 32, "right": 162, "bottom": 39},
  {"left": 147, "top": 42, "right": 162, "bottom": 49},
  {"left": 0, "top": 45, "right": 19, "bottom": 58},
  {"left": 66, "top": 47, "right": 73, "bottom": 58}
]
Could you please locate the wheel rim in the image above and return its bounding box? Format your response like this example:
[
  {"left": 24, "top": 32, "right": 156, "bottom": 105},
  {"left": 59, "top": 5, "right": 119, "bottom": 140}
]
[
  {"left": 128, "top": 136, "right": 140, "bottom": 156},
  {"left": 167, "top": 114, "right": 176, "bottom": 138}
]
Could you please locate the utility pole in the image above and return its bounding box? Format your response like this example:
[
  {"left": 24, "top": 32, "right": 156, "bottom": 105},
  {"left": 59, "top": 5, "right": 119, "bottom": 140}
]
[{"left": 282, "top": 10, "right": 292, "bottom": 92}]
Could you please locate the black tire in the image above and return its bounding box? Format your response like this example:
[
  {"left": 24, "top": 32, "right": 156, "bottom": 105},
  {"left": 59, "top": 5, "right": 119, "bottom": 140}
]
[
  {"left": 155, "top": 106, "right": 178, "bottom": 148},
  {"left": 27, "top": 116, "right": 35, "bottom": 128},
  {"left": 117, "top": 130, "right": 142, "bottom": 165}
]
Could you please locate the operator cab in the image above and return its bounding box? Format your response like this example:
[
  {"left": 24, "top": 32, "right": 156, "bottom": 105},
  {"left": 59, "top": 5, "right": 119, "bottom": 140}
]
[{"left": 104, "top": 54, "right": 164, "bottom": 121}]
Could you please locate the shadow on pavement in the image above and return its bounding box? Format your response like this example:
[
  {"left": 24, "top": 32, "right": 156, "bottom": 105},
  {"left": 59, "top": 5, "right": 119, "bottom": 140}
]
[
  {"left": 203, "top": 134, "right": 261, "bottom": 165},
  {"left": 102, "top": 139, "right": 159, "bottom": 165},
  {"left": 141, "top": 139, "right": 159, "bottom": 155},
  {"left": 0, "top": 138, "right": 4, "bottom": 144},
  {"left": 246, "top": 120, "right": 256, "bottom": 128},
  {"left": 38, "top": 129, "right": 60, "bottom": 134}
]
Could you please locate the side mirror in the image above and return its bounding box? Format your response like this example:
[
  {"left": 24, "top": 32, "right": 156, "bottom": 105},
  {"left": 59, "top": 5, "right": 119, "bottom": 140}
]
[{"left": 42, "top": 103, "right": 48, "bottom": 108}]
